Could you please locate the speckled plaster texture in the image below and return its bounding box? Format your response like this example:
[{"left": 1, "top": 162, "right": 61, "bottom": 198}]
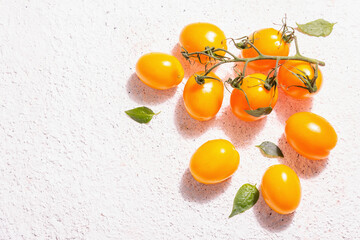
[{"left": 0, "top": 0, "right": 360, "bottom": 239}]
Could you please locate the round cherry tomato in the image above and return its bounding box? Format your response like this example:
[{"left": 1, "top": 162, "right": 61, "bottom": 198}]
[
  {"left": 183, "top": 72, "right": 224, "bottom": 121},
  {"left": 189, "top": 139, "right": 240, "bottom": 184},
  {"left": 230, "top": 73, "right": 278, "bottom": 121},
  {"left": 278, "top": 60, "right": 323, "bottom": 99},
  {"left": 180, "top": 22, "right": 227, "bottom": 63},
  {"left": 285, "top": 112, "right": 337, "bottom": 160},
  {"left": 242, "top": 28, "right": 290, "bottom": 71},
  {"left": 136, "top": 52, "right": 184, "bottom": 90},
  {"left": 261, "top": 164, "right": 301, "bottom": 215}
]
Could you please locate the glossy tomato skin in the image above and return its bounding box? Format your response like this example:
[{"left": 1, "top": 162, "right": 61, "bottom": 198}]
[
  {"left": 242, "top": 28, "right": 290, "bottom": 71},
  {"left": 285, "top": 112, "right": 337, "bottom": 160},
  {"left": 278, "top": 60, "right": 323, "bottom": 99},
  {"left": 190, "top": 139, "right": 240, "bottom": 184},
  {"left": 136, "top": 52, "right": 184, "bottom": 90},
  {"left": 261, "top": 164, "right": 301, "bottom": 215},
  {"left": 230, "top": 73, "right": 278, "bottom": 121},
  {"left": 183, "top": 72, "right": 224, "bottom": 121},
  {"left": 180, "top": 23, "right": 227, "bottom": 62}
]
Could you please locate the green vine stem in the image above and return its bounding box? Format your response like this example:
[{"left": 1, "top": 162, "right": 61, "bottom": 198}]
[{"left": 181, "top": 35, "right": 325, "bottom": 87}]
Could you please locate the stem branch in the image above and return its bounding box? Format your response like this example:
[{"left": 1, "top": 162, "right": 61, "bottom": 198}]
[{"left": 294, "top": 36, "right": 301, "bottom": 56}]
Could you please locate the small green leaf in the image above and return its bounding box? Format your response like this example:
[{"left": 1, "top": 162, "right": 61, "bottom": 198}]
[
  {"left": 296, "top": 19, "right": 336, "bottom": 37},
  {"left": 125, "top": 106, "right": 159, "bottom": 124},
  {"left": 229, "top": 184, "right": 259, "bottom": 218},
  {"left": 256, "top": 141, "right": 284, "bottom": 158},
  {"left": 245, "top": 107, "right": 272, "bottom": 117}
]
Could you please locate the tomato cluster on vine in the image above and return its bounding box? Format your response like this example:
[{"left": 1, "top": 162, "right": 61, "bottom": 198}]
[{"left": 178, "top": 23, "right": 325, "bottom": 122}]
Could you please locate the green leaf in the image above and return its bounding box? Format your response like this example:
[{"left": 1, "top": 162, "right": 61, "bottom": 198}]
[
  {"left": 229, "top": 184, "right": 259, "bottom": 218},
  {"left": 245, "top": 107, "right": 272, "bottom": 117},
  {"left": 256, "top": 141, "right": 284, "bottom": 158},
  {"left": 296, "top": 19, "right": 336, "bottom": 37},
  {"left": 125, "top": 106, "right": 159, "bottom": 124}
]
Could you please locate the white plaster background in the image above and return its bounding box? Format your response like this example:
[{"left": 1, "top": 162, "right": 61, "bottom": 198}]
[{"left": 0, "top": 0, "right": 359, "bottom": 239}]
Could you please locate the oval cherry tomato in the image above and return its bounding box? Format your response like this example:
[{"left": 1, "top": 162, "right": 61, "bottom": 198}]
[
  {"left": 242, "top": 28, "right": 290, "bottom": 71},
  {"left": 190, "top": 139, "right": 240, "bottom": 184},
  {"left": 230, "top": 73, "right": 278, "bottom": 121},
  {"left": 278, "top": 60, "right": 323, "bottom": 99},
  {"left": 136, "top": 52, "right": 184, "bottom": 90},
  {"left": 261, "top": 164, "right": 301, "bottom": 215},
  {"left": 285, "top": 112, "right": 337, "bottom": 160},
  {"left": 180, "top": 22, "right": 227, "bottom": 63},
  {"left": 183, "top": 72, "right": 224, "bottom": 121}
]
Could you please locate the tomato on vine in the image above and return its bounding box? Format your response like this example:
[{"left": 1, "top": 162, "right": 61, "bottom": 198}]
[
  {"left": 278, "top": 60, "right": 323, "bottom": 99},
  {"left": 261, "top": 164, "right": 301, "bottom": 215},
  {"left": 285, "top": 112, "right": 337, "bottom": 160},
  {"left": 230, "top": 73, "right": 278, "bottom": 121},
  {"left": 190, "top": 139, "right": 240, "bottom": 184},
  {"left": 241, "top": 28, "right": 290, "bottom": 71},
  {"left": 180, "top": 23, "right": 227, "bottom": 63},
  {"left": 183, "top": 72, "right": 224, "bottom": 121},
  {"left": 136, "top": 53, "right": 184, "bottom": 90}
]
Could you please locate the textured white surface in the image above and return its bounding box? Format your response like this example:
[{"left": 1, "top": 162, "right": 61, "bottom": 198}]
[{"left": 1, "top": 0, "right": 360, "bottom": 239}]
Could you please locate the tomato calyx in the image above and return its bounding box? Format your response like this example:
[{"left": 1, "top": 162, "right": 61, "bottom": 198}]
[
  {"left": 194, "top": 73, "right": 221, "bottom": 85},
  {"left": 228, "top": 36, "right": 252, "bottom": 50},
  {"left": 285, "top": 63, "right": 319, "bottom": 93},
  {"left": 226, "top": 74, "right": 276, "bottom": 118},
  {"left": 181, "top": 46, "right": 230, "bottom": 64},
  {"left": 264, "top": 76, "right": 275, "bottom": 91},
  {"left": 279, "top": 16, "right": 295, "bottom": 43},
  {"left": 263, "top": 64, "right": 280, "bottom": 91},
  {"left": 226, "top": 71, "right": 244, "bottom": 90}
]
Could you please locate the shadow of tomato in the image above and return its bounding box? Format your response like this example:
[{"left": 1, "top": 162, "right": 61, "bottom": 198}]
[
  {"left": 277, "top": 134, "right": 328, "bottom": 179},
  {"left": 126, "top": 73, "right": 177, "bottom": 105},
  {"left": 179, "top": 168, "right": 231, "bottom": 203},
  {"left": 253, "top": 189, "right": 294, "bottom": 232}
]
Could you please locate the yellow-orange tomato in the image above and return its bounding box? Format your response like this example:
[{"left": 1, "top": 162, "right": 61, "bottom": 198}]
[
  {"left": 183, "top": 72, "right": 224, "bottom": 121},
  {"left": 242, "top": 28, "right": 290, "bottom": 71},
  {"left": 285, "top": 112, "right": 337, "bottom": 160},
  {"left": 180, "top": 22, "right": 227, "bottom": 63},
  {"left": 190, "top": 139, "right": 240, "bottom": 184},
  {"left": 136, "top": 52, "right": 184, "bottom": 90},
  {"left": 278, "top": 60, "right": 323, "bottom": 99},
  {"left": 230, "top": 73, "right": 278, "bottom": 121},
  {"left": 261, "top": 164, "right": 301, "bottom": 215}
]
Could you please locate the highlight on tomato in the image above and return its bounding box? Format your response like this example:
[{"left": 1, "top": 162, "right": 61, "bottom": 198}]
[
  {"left": 136, "top": 52, "right": 184, "bottom": 90},
  {"left": 183, "top": 71, "right": 224, "bottom": 121},
  {"left": 230, "top": 73, "right": 278, "bottom": 121},
  {"left": 261, "top": 164, "right": 301, "bottom": 215},
  {"left": 179, "top": 22, "right": 227, "bottom": 63},
  {"left": 241, "top": 28, "right": 290, "bottom": 71},
  {"left": 189, "top": 139, "right": 240, "bottom": 184},
  {"left": 285, "top": 112, "right": 337, "bottom": 160},
  {"left": 278, "top": 60, "right": 323, "bottom": 99}
]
